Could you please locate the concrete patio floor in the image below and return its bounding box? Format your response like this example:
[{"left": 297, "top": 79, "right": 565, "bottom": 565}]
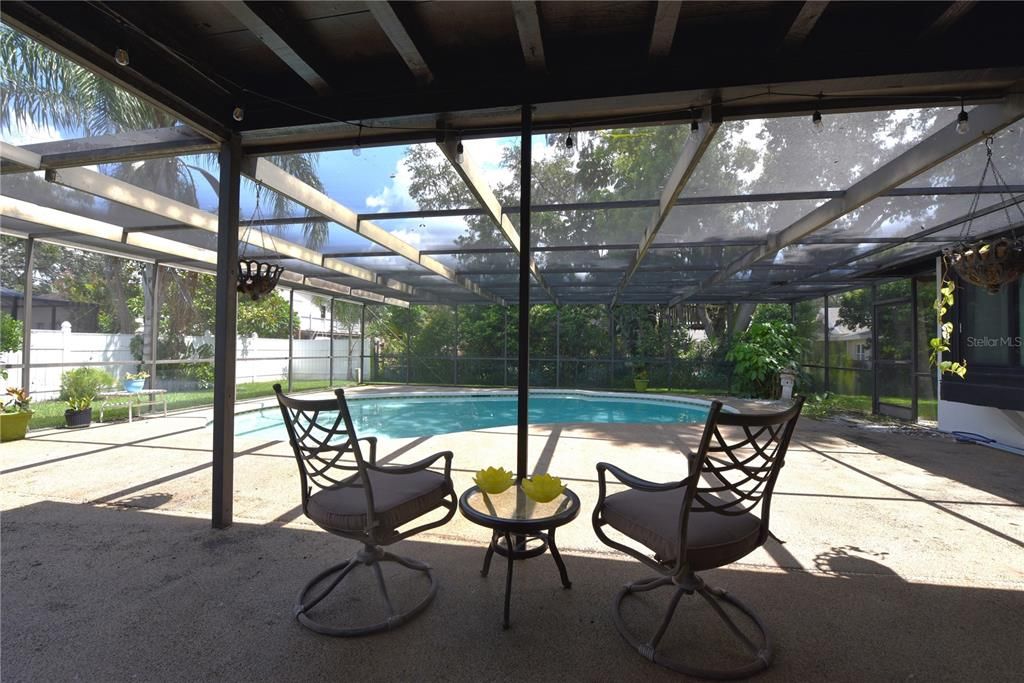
[{"left": 2, "top": 385, "right": 1023, "bottom": 681}]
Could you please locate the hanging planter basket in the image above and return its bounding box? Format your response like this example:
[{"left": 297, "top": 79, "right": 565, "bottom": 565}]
[
  {"left": 944, "top": 136, "right": 1024, "bottom": 294},
  {"left": 237, "top": 259, "right": 284, "bottom": 301},
  {"left": 944, "top": 237, "right": 1024, "bottom": 294}
]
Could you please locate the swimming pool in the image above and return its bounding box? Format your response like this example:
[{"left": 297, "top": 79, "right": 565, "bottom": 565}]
[{"left": 233, "top": 391, "right": 710, "bottom": 440}]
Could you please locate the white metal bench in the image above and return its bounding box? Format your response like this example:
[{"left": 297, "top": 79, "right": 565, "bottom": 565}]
[{"left": 97, "top": 389, "right": 169, "bottom": 423}]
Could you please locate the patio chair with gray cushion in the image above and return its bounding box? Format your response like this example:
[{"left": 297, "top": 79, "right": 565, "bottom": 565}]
[
  {"left": 592, "top": 397, "right": 805, "bottom": 678},
  {"left": 274, "top": 385, "right": 456, "bottom": 636}
]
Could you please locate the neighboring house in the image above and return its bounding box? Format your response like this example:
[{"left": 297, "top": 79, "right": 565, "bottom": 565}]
[
  {"left": 825, "top": 307, "right": 872, "bottom": 366},
  {"left": 2, "top": 286, "right": 100, "bottom": 332},
  {"left": 291, "top": 290, "right": 362, "bottom": 339}
]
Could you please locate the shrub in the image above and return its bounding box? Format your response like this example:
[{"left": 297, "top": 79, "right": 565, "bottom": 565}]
[
  {"left": 60, "top": 367, "right": 115, "bottom": 401},
  {"left": 0, "top": 312, "right": 22, "bottom": 354},
  {"left": 726, "top": 321, "right": 804, "bottom": 398}
]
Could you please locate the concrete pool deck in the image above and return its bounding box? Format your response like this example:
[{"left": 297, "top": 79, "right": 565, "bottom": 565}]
[{"left": 2, "top": 384, "right": 1023, "bottom": 681}]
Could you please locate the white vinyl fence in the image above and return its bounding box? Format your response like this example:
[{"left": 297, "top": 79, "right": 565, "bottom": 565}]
[{"left": 2, "top": 324, "right": 365, "bottom": 400}]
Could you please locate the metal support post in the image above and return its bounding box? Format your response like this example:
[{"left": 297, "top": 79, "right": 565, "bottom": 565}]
[
  {"left": 608, "top": 305, "right": 615, "bottom": 388},
  {"left": 517, "top": 104, "right": 532, "bottom": 480},
  {"left": 287, "top": 288, "right": 294, "bottom": 392},
  {"left": 329, "top": 297, "right": 335, "bottom": 386},
  {"left": 149, "top": 264, "right": 161, "bottom": 388},
  {"left": 406, "top": 325, "right": 411, "bottom": 384},
  {"left": 212, "top": 134, "right": 241, "bottom": 529},
  {"left": 503, "top": 307, "right": 509, "bottom": 387},
  {"left": 453, "top": 304, "right": 459, "bottom": 386},
  {"left": 555, "top": 305, "right": 561, "bottom": 388},
  {"left": 360, "top": 303, "right": 366, "bottom": 383},
  {"left": 21, "top": 237, "right": 34, "bottom": 393},
  {"left": 823, "top": 295, "right": 830, "bottom": 392}
]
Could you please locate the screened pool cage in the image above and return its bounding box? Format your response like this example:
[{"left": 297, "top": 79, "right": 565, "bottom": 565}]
[{"left": 2, "top": 103, "right": 1022, "bottom": 428}]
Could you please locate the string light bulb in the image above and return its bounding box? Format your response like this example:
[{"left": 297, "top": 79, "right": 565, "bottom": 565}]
[
  {"left": 232, "top": 106, "right": 244, "bottom": 122},
  {"left": 564, "top": 131, "right": 574, "bottom": 150},
  {"left": 812, "top": 110, "right": 823, "bottom": 133},
  {"left": 690, "top": 120, "right": 699, "bottom": 133},
  {"left": 956, "top": 100, "right": 969, "bottom": 135},
  {"left": 114, "top": 48, "right": 129, "bottom": 67},
  {"left": 353, "top": 123, "right": 363, "bottom": 156},
  {"left": 455, "top": 140, "right": 465, "bottom": 164}
]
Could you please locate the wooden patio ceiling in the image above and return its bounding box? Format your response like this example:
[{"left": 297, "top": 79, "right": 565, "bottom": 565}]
[{"left": 2, "top": 1, "right": 1023, "bottom": 153}]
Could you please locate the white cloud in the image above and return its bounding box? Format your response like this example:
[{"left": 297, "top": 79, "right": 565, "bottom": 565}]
[{"left": 364, "top": 155, "right": 417, "bottom": 212}]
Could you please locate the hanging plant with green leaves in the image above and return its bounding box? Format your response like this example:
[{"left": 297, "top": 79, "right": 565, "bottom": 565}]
[{"left": 928, "top": 266, "right": 967, "bottom": 379}]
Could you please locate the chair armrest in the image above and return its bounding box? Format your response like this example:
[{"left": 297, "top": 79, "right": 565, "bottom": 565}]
[
  {"left": 357, "top": 436, "right": 378, "bottom": 464},
  {"left": 597, "top": 462, "right": 688, "bottom": 492},
  {"left": 366, "top": 450, "right": 453, "bottom": 479}
]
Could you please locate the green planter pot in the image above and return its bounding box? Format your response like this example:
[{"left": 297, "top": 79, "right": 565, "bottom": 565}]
[
  {"left": 0, "top": 411, "right": 33, "bottom": 442},
  {"left": 633, "top": 379, "right": 649, "bottom": 392}
]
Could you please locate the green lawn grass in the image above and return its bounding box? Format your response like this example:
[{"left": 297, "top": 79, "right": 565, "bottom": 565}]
[{"left": 26, "top": 379, "right": 352, "bottom": 431}]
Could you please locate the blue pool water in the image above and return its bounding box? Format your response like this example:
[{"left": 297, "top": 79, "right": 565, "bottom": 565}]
[{"left": 234, "top": 392, "right": 709, "bottom": 440}]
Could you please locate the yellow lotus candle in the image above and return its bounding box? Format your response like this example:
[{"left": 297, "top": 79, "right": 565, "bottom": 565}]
[
  {"left": 473, "top": 466, "right": 515, "bottom": 494},
  {"left": 521, "top": 473, "right": 566, "bottom": 503}
]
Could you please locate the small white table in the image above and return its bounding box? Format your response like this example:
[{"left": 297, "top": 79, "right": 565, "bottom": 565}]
[{"left": 97, "top": 389, "right": 169, "bottom": 423}]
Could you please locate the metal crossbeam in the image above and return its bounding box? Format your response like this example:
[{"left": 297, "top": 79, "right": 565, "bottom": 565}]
[
  {"left": 437, "top": 136, "right": 558, "bottom": 303},
  {"left": 677, "top": 95, "right": 1024, "bottom": 305},
  {"left": 0, "top": 141, "right": 41, "bottom": 169},
  {"left": 611, "top": 115, "right": 720, "bottom": 304},
  {"left": 0, "top": 127, "right": 217, "bottom": 174},
  {"left": 0, "top": 197, "right": 402, "bottom": 306},
  {"left": 44, "top": 164, "right": 418, "bottom": 299},
  {"left": 243, "top": 157, "right": 503, "bottom": 304}
]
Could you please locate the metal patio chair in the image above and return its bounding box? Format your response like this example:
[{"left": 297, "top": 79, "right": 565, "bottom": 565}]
[
  {"left": 592, "top": 397, "right": 805, "bottom": 678},
  {"left": 273, "top": 385, "right": 456, "bottom": 636}
]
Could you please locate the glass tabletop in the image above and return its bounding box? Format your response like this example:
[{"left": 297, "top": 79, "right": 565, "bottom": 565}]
[{"left": 461, "top": 485, "right": 579, "bottom": 525}]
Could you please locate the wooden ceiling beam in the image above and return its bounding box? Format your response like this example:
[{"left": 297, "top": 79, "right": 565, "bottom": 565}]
[
  {"left": 224, "top": 2, "right": 333, "bottom": 95},
  {"left": 920, "top": 1, "right": 977, "bottom": 42},
  {"left": 649, "top": 1, "right": 682, "bottom": 60},
  {"left": 783, "top": 2, "right": 829, "bottom": 49},
  {"left": 366, "top": 2, "right": 434, "bottom": 86},
  {"left": 512, "top": 1, "right": 546, "bottom": 72}
]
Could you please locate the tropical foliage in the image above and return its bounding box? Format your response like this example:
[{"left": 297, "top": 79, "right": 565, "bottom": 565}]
[{"left": 726, "top": 321, "right": 805, "bottom": 398}]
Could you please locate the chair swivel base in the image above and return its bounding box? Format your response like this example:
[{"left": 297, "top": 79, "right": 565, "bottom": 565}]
[
  {"left": 295, "top": 543, "right": 437, "bottom": 637},
  {"left": 612, "top": 574, "right": 772, "bottom": 680}
]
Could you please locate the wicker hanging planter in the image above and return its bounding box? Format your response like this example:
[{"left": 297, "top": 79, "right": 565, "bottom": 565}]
[
  {"left": 237, "top": 259, "right": 285, "bottom": 300},
  {"left": 943, "top": 137, "right": 1024, "bottom": 293},
  {"left": 944, "top": 237, "right": 1024, "bottom": 294},
  {"left": 236, "top": 187, "right": 285, "bottom": 301}
]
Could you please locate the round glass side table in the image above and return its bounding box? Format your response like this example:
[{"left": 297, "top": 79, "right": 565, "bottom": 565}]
[{"left": 459, "top": 483, "right": 581, "bottom": 629}]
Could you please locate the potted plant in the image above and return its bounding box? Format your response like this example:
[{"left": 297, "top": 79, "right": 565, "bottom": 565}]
[
  {"left": 0, "top": 385, "right": 33, "bottom": 442},
  {"left": 64, "top": 394, "right": 93, "bottom": 428},
  {"left": 123, "top": 370, "right": 149, "bottom": 393},
  {"left": 632, "top": 364, "right": 649, "bottom": 392}
]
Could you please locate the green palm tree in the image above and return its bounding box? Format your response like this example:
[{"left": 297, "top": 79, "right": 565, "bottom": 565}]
[
  {"left": 0, "top": 24, "right": 329, "bottom": 245},
  {"left": 1, "top": 25, "right": 328, "bottom": 370}
]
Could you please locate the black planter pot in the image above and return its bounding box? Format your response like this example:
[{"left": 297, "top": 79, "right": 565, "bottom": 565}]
[{"left": 64, "top": 407, "right": 92, "bottom": 428}]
